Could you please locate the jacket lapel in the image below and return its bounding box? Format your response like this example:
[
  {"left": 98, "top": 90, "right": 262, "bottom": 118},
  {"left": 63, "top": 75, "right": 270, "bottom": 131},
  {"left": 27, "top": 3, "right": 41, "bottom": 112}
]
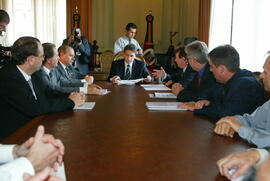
[{"left": 119, "top": 60, "right": 125, "bottom": 79}]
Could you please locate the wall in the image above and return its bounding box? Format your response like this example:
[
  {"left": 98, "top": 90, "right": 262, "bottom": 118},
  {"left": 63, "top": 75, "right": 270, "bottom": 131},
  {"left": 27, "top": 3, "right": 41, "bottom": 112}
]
[{"left": 92, "top": 0, "right": 199, "bottom": 53}]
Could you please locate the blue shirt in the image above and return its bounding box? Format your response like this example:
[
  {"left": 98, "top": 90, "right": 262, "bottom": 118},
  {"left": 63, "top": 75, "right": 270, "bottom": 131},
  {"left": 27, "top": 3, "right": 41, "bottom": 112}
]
[{"left": 235, "top": 100, "right": 270, "bottom": 148}]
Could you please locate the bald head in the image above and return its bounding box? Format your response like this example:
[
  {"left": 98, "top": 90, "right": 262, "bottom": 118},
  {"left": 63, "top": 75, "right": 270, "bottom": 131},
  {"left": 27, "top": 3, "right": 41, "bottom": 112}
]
[
  {"left": 58, "top": 45, "right": 75, "bottom": 66},
  {"left": 260, "top": 54, "right": 270, "bottom": 91}
]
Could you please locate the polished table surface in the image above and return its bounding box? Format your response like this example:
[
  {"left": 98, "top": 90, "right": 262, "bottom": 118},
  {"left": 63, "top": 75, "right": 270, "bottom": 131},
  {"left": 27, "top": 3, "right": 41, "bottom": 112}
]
[{"left": 4, "top": 82, "right": 252, "bottom": 181}]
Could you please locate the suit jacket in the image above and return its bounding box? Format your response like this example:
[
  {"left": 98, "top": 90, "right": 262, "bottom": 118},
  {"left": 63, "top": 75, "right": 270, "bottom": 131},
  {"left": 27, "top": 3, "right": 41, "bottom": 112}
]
[
  {"left": 0, "top": 64, "right": 74, "bottom": 140},
  {"left": 55, "top": 62, "right": 85, "bottom": 87},
  {"left": 63, "top": 36, "right": 91, "bottom": 75},
  {"left": 165, "top": 65, "right": 197, "bottom": 88},
  {"left": 33, "top": 66, "right": 80, "bottom": 94},
  {"left": 108, "top": 59, "right": 150, "bottom": 81},
  {"left": 195, "top": 69, "right": 266, "bottom": 118},
  {"left": 177, "top": 63, "right": 218, "bottom": 102}
]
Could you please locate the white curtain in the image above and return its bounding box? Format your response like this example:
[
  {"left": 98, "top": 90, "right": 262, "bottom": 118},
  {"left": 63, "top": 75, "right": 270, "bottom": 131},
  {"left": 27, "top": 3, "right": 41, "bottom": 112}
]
[
  {"left": 3, "top": 0, "right": 66, "bottom": 47},
  {"left": 209, "top": 0, "right": 270, "bottom": 72}
]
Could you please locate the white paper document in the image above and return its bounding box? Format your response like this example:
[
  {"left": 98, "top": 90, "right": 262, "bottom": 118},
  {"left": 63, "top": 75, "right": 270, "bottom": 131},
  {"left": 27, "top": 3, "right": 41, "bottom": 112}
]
[
  {"left": 52, "top": 163, "right": 66, "bottom": 180},
  {"left": 146, "top": 102, "right": 187, "bottom": 111},
  {"left": 101, "top": 89, "right": 111, "bottom": 95},
  {"left": 154, "top": 92, "right": 177, "bottom": 99},
  {"left": 74, "top": 102, "right": 96, "bottom": 110},
  {"left": 143, "top": 85, "right": 171, "bottom": 91},
  {"left": 117, "top": 78, "right": 144, "bottom": 85},
  {"left": 149, "top": 93, "right": 176, "bottom": 99},
  {"left": 141, "top": 84, "right": 164, "bottom": 87}
]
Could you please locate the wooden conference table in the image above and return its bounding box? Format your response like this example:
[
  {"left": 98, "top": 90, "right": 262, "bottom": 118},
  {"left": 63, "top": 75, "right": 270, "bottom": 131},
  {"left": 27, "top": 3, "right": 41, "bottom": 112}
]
[{"left": 4, "top": 82, "right": 252, "bottom": 181}]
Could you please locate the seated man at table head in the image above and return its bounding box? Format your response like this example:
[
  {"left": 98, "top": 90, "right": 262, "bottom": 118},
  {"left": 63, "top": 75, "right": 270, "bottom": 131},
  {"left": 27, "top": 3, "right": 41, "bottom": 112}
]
[
  {"left": 217, "top": 147, "right": 270, "bottom": 180},
  {"left": 151, "top": 46, "right": 196, "bottom": 87},
  {"left": 213, "top": 51, "right": 270, "bottom": 148},
  {"left": 0, "top": 36, "right": 84, "bottom": 140},
  {"left": 114, "top": 22, "right": 143, "bottom": 55},
  {"left": 172, "top": 40, "right": 217, "bottom": 101},
  {"left": 0, "top": 125, "right": 64, "bottom": 180},
  {"left": 33, "top": 43, "right": 102, "bottom": 95},
  {"left": 181, "top": 45, "right": 265, "bottom": 118},
  {"left": 108, "top": 44, "right": 151, "bottom": 84}
]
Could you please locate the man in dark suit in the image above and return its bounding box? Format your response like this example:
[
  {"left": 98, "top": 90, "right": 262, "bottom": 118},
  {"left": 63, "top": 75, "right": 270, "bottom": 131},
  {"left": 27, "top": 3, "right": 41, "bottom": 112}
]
[
  {"left": 181, "top": 45, "right": 265, "bottom": 118},
  {"left": 172, "top": 41, "right": 218, "bottom": 101},
  {"left": 0, "top": 37, "right": 84, "bottom": 140},
  {"left": 34, "top": 43, "right": 102, "bottom": 95},
  {"left": 108, "top": 44, "right": 151, "bottom": 84},
  {"left": 62, "top": 28, "right": 91, "bottom": 75},
  {"left": 151, "top": 47, "right": 196, "bottom": 88}
]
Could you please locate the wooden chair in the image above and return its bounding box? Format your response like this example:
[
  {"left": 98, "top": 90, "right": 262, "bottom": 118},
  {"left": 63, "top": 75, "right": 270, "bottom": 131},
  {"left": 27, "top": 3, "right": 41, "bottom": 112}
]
[
  {"left": 100, "top": 50, "right": 114, "bottom": 73},
  {"left": 113, "top": 52, "right": 145, "bottom": 62}
]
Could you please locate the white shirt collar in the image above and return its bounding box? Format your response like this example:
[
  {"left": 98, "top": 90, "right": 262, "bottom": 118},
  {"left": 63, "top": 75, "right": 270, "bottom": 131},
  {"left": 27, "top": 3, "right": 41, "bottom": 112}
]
[
  {"left": 183, "top": 65, "right": 188, "bottom": 72},
  {"left": 16, "top": 66, "right": 31, "bottom": 81},
  {"left": 124, "top": 60, "right": 133, "bottom": 68},
  {"left": 42, "top": 66, "right": 50, "bottom": 75},
  {"left": 124, "top": 35, "right": 133, "bottom": 41}
]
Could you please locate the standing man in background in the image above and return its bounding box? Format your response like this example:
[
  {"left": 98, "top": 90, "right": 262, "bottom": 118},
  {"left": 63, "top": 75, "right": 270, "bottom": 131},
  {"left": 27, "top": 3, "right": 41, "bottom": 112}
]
[
  {"left": 114, "top": 22, "right": 143, "bottom": 55},
  {"left": 63, "top": 28, "right": 91, "bottom": 75}
]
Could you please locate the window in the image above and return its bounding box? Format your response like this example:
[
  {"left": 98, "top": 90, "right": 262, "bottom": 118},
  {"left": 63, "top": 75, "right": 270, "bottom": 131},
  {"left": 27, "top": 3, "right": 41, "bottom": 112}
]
[
  {"left": 5, "top": 0, "right": 66, "bottom": 47},
  {"left": 209, "top": 0, "right": 270, "bottom": 71}
]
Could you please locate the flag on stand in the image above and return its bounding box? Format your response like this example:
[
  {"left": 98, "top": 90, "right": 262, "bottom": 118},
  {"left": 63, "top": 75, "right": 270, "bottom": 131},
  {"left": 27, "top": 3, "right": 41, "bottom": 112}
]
[{"left": 143, "top": 12, "right": 156, "bottom": 73}]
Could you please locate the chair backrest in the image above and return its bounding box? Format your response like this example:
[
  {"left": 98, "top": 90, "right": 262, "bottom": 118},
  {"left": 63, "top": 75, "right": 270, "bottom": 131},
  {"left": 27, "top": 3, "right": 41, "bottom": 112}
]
[
  {"left": 113, "top": 52, "right": 145, "bottom": 62},
  {"left": 99, "top": 50, "right": 114, "bottom": 73}
]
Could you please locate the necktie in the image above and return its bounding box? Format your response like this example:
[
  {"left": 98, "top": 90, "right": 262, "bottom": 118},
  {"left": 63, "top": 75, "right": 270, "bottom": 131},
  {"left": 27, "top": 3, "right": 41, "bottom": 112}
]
[
  {"left": 27, "top": 79, "right": 37, "bottom": 100},
  {"left": 65, "top": 67, "right": 71, "bottom": 79},
  {"left": 125, "top": 64, "right": 131, "bottom": 80},
  {"left": 197, "top": 74, "right": 201, "bottom": 87},
  {"left": 48, "top": 71, "right": 53, "bottom": 80}
]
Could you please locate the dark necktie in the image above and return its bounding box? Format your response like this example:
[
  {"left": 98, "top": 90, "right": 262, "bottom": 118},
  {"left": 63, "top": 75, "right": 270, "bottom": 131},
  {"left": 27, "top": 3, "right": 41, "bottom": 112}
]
[
  {"left": 125, "top": 64, "right": 131, "bottom": 80},
  {"left": 197, "top": 74, "right": 201, "bottom": 87},
  {"left": 27, "top": 79, "right": 37, "bottom": 100},
  {"left": 48, "top": 71, "right": 53, "bottom": 80},
  {"left": 65, "top": 67, "right": 72, "bottom": 79}
]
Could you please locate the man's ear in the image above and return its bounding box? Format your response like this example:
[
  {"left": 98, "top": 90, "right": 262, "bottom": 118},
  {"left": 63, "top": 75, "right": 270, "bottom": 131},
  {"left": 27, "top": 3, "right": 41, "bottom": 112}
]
[
  {"left": 219, "top": 65, "right": 228, "bottom": 74},
  {"left": 26, "top": 56, "right": 35, "bottom": 66}
]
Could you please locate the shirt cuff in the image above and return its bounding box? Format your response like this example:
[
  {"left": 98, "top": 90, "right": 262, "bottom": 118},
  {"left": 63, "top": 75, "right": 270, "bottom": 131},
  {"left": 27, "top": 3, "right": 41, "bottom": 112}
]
[
  {"left": 81, "top": 79, "right": 87, "bottom": 83},
  {"left": 238, "top": 125, "right": 252, "bottom": 140},
  {"left": 249, "top": 148, "right": 269, "bottom": 166},
  {"left": 79, "top": 87, "right": 87, "bottom": 94},
  {"left": 163, "top": 73, "right": 167, "bottom": 80},
  {"left": 0, "top": 157, "right": 35, "bottom": 180},
  {"left": 0, "top": 145, "right": 16, "bottom": 163}
]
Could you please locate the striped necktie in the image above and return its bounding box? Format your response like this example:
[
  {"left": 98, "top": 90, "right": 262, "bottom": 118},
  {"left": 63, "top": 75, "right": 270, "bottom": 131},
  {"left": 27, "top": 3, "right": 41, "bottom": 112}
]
[
  {"left": 65, "top": 67, "right": 72, "bottom": 79},
  {"left": 125, "top": 64, "right": 131, "bottom": 80},
  {"left": 27, "top": 79, "right": 37, "bottom": 100}
]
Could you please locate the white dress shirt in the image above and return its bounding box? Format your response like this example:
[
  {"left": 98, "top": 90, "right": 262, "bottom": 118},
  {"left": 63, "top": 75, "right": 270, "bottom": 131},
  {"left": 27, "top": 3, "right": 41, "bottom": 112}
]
[
  {"left": 0, "top": 144, "right": 35, "bottom": 181},
  {"left": 114, "top": 35, "right": 142, "bottom": 55}
]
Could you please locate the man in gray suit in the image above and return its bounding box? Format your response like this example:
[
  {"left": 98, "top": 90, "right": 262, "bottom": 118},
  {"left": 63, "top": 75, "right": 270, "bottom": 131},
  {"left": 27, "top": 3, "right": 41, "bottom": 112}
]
[{"left": 34, "top": 43, "right": 103, "bottom": 95}]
